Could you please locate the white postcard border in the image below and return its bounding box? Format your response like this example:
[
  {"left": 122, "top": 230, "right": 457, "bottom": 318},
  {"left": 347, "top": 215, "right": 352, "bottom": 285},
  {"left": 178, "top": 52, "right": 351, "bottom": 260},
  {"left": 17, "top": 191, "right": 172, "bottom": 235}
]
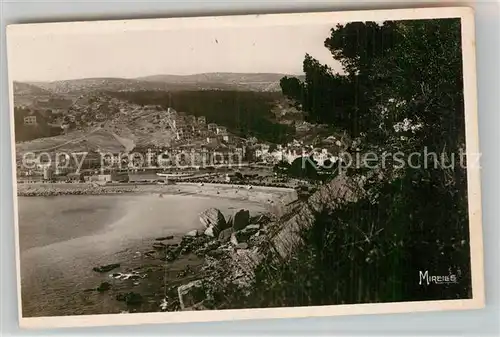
[{"left": 6, "top": 6, "right": 484, "bottom": 329}]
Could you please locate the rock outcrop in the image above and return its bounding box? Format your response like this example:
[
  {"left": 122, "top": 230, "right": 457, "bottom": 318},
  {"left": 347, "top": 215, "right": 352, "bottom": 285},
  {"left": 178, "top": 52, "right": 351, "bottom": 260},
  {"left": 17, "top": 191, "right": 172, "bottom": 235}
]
[
  {"left": 232, "top": 209, "right": 250, "bottom": 231},
  {"left": 233, "top": 224, "right": 260, "bottom": 243},
  {"left": 271, "top": 174, "right": 362, "bottom": 259},
  {"left": 218, "top": 228, "right": 233, "bottom": 243},
  {"left": 200, "top": 208, "right": 226, "bottom": 229},
  {"left": 185, "top": 230, "right": 198, "bottom": 237},
  {"left": 199, "top": 208, "right": 227, "bottom": 237}
]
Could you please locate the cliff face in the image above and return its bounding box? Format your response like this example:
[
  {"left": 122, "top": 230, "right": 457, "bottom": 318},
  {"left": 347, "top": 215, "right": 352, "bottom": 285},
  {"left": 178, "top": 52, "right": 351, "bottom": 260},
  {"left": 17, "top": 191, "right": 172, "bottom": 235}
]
[
  {"left": 270, "top": 174, "right": 362, "bottom": 259},
  {"left": 221, "top": 174, "right": 364, "bottom": 285}
]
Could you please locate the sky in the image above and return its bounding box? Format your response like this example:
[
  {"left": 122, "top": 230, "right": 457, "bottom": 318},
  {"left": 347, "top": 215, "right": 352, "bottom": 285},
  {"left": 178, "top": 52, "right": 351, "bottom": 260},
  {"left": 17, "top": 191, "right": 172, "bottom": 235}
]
[{"left": 8, "top": 23, "right": 343, "bottom": 82}]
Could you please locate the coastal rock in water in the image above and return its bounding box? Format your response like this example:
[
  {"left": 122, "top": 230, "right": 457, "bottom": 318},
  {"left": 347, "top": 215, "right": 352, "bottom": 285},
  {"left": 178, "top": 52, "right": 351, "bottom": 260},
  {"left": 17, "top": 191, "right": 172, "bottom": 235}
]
[
  {"left": 178, "top": 280, "right": 206, "bottom": 310},
  {"left": 232, "top": 209, "right": 250, "bottom": 231},
  {"left": 97, "top": 281, "right": 111, "bottom": 292},
  {"left": 155, "top": 235, "right": 174, "bottom": 241},
  {"left": 152, "top": 242, "right": 167, "bottom": 250},
  {"left": 93, "top": 263, "right": 120, "bottom": 273},
  {"left": 199, "top": 208, "right": 227, "bottom": 230},
  {"left": 218, "top": 228, "right": 233, "bottom": 243}
]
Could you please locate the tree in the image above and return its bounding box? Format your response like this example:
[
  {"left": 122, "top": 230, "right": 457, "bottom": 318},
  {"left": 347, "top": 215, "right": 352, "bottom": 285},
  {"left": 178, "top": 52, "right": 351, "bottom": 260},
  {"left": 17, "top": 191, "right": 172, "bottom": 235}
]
[
  {"left": 288, "top": 156, "right": 318, "bottom": 180},
  {"left": 280, "top": 76, "right": 304, "bottom": 104},
  {"left": 372, "top": 19, "right": 465, "bottom": 150},
  {"left": 278, "top": 18, "right": 471, "bottom": 302},
  {"left": 280, "top": 21, "right": 399, "bottom": 136}
]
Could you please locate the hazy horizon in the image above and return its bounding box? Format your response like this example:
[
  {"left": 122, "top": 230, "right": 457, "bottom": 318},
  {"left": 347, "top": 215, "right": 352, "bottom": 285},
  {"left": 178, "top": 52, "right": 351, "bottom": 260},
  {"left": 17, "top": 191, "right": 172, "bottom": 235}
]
[
  {"left": 16, "top": 71, "right": 308, "bottom": 84},
  {"left": 9, "top": 22, "right": 342, "bottom": 82}
]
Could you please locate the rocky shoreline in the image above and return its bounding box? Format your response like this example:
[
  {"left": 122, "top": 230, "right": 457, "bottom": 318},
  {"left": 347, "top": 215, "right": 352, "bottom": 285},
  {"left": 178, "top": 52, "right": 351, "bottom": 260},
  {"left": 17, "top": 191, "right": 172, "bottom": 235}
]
[
  {"left": 19, "top": 181, "right": 300, "bottom": 314},
  {"left": 83, "top": 207, "right": 276, "bottom": 313}
]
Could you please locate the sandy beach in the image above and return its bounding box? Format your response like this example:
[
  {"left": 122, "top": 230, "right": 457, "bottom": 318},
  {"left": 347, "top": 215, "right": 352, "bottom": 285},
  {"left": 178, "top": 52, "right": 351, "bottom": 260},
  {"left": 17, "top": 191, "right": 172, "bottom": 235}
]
[{"left": 16, "top": 182, "right": 297, "bottom": 211}]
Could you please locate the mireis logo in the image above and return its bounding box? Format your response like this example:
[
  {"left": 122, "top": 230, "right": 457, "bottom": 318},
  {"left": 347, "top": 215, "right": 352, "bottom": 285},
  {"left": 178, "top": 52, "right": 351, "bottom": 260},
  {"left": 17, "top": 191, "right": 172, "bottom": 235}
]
[{"left": 419, "top": 270, "right": 458, "bottom": 285}]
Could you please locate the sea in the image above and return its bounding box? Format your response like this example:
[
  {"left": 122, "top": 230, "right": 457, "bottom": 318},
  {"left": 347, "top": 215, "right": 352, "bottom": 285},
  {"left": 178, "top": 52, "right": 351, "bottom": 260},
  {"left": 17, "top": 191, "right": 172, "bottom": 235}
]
[{"left": 18, "top": 194, "right": 266, "bottom": 317}]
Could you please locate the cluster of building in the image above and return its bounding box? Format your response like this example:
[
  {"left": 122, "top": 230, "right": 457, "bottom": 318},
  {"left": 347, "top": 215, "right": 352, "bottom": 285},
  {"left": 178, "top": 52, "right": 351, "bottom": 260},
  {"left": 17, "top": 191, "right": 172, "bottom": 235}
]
[
  {"left": 16, "top": 102, "right": 345, "bottom": 184},
  {"left": 155, "top": 108, "right": 342, "bottom": 167},
  {"left": 251, "top": 139, "right": 341, "bottom": 167},
  {"left": 156, "top": 107, "right": 232, "bottom": 143}
]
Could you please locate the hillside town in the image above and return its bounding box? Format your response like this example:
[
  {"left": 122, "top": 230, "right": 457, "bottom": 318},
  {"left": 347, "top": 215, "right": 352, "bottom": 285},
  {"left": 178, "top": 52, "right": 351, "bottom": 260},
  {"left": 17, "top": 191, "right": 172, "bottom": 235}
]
[{"left": 15, "top": 96, "right": 345, "bottom": 189}]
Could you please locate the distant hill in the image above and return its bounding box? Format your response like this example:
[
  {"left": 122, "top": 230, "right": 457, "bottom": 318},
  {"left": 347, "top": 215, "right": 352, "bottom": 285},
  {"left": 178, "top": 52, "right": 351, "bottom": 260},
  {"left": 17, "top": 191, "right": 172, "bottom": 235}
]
[
  {"left": 27, "top": 78, "right": 173, "bottom": 95},
  {"left": 17, "top": 72, "right": 306, "bottom": 97},
  {"left": 138, "top": 72, "right": 288, "bottom": 82},
  {"left": 13, "top": 81, "right": 72, "bottom": 107},
  {"left": 14, "top": 82, "right": 52, "bottom": 97},
  {"left": 137, "top": 72, "right": 302, "bottom": 92},
  {"left": 14, "top": 93, "right": 176, "bottom": 153}
]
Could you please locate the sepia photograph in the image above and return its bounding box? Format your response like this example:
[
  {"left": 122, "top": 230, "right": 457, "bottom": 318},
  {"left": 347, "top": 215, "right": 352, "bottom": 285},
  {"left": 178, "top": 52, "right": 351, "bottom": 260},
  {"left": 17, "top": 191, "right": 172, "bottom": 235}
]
[{"left": 7, "top": 7, "right": 484, "bottom": 328}]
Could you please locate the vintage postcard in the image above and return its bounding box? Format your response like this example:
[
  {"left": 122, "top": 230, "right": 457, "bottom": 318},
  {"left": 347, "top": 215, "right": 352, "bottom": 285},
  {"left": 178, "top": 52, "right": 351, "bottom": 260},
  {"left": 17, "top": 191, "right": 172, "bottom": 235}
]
[{"left": 7, "top": 6, "right": 484, "bottom": 329}]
